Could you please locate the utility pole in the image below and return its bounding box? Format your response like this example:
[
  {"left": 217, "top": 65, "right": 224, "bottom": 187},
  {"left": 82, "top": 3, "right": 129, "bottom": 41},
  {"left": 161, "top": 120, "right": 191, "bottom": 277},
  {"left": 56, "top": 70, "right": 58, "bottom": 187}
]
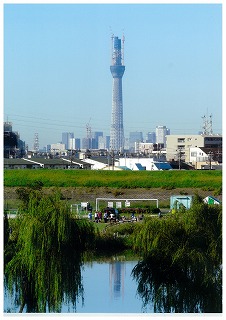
[
  {"left": 177, "top": 148, "right": 182, "bottom": 170},
  {"left": 112, "top": 149, "right": 115, "bottom": 170},
  {"left": 208, "top": 151, "right": 213, "bottom": 170}
]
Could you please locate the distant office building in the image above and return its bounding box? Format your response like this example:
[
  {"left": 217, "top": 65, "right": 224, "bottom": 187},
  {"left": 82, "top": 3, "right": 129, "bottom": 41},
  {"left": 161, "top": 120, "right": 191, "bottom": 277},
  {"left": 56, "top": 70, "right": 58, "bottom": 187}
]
[
  {"left": 129, "top": 131, "right": 143, "bottom": 152},
  {"left": 62, "top": 132, "right": 74, "bottom": 150},
  {"left": 156, "top": 126, "right": 170, "bottom": 147},
  {"left": 124, "top": 137, "right": 129, "bottom": 151},
  {"left": 82, "top": 137, "right": 96, "bottom": 150},
  {"left": 68, "top": 138, "right": 76, "bottom": 150},
  {"left": 50, "top": 143, "right": 66, "bottom": 155},
  {"left": 146, "top": 132, "right": 156, "bottom": 143},
  {"left": 98, "top": 136, "right": 105, "bottom": 149},
  {"left": 4, "top": 121, "right": 25, "bottom": 158},
  {"left": 93, "top": 132, "right": 103, "bottom": 149},
  {"left": 74, "top": 138, "right": 81, "bottom": 150},
  {"left": 94, "top": 131, "right": 103, "bottom": 141},
  {"left": 106, "top": 136, "right": 110, "bottom": 150},
  {"left": 98, "top": 136, "right": 108, "bottom": 149},
  {"left": 4, "top": 121, "right": 12, "bottom": 132}
]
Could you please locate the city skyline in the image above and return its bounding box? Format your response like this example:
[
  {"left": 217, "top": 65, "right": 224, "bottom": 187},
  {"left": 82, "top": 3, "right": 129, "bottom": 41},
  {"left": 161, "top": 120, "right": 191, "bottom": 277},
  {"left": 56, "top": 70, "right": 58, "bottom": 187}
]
[{"left": 3, "top": 2, "right": 222, "bottom": 149}]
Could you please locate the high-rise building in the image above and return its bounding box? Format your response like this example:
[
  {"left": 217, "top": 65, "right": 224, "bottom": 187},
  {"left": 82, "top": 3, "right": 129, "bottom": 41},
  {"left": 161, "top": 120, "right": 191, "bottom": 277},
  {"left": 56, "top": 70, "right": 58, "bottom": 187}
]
[
  {"left": 129, "top": 131, "right": 143, "bottom": 152},
  {"left": 146, "top": 132, "right": 156, "bottom": 144},
  {"left": 94, "top": 131, "right": 103, "bottom": 149},
  {"left": 68, "top": 137, "right": 75, "bottom": 150},
  {"left": 74, "top": 138, "right": 81, "bottom": 150},
  {"left": 156, "top": 126, "right": 170, "bottom": 148},
  {"left": 110, "top": 35, "right": 125, "bottom": 152},
  {"left": 62, "top": 132, "right": 74, "bottom": 150},
  {"left": 4, "top": 121, "right": 12, "bottom": 132},
  {"left": 106, "top": 136, "right": 110, "bottom": 150},
  {"left": 4, "top": 121, "right": 25, "bottom": 158}
]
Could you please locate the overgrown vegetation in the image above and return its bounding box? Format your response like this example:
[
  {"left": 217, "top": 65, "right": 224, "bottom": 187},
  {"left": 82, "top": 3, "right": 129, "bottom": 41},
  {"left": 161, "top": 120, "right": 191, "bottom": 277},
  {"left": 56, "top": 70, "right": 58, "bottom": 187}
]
[{"left": 4, "top": 169, "right": 222, "bottom": 189}]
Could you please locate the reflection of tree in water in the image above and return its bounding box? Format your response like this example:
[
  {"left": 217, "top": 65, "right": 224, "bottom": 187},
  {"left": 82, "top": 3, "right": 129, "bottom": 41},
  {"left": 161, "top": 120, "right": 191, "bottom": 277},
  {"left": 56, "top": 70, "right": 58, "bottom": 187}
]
[
  {"left": 4, "top": 190, "right": 95, "bottom": 313},
  {"left": 132, "top": 195, "right": 222, "bottom": 313},
  {"left": 132, "top": 255, "right": 222, "bottom": 313}
]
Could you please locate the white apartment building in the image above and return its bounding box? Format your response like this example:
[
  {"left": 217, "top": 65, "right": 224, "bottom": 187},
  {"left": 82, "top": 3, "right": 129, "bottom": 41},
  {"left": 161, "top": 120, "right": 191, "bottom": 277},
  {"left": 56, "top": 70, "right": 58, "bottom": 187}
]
[{"left": 166, "top": 134, "right": 222, "bottom": 163}]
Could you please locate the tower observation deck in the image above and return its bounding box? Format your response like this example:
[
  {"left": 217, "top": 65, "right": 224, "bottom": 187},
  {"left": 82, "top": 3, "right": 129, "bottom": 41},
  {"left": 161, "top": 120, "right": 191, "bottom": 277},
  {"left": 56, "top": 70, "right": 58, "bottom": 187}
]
[{"left": 110, "top": 35, "right": 125, "bottom": 152}]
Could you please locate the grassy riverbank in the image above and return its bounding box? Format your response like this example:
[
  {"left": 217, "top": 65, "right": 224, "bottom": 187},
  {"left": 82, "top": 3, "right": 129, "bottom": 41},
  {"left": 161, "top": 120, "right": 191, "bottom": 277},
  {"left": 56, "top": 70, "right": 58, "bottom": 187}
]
[{"left": 4, "top": 169, "right": 222, "bottom": 189}]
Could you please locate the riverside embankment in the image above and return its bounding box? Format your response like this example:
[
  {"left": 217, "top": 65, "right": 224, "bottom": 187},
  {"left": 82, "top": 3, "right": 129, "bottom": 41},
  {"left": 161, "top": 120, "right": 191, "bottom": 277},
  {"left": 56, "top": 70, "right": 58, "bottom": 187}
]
[{"left": 4, "top": 169, "right": 222, "bottom": 207}]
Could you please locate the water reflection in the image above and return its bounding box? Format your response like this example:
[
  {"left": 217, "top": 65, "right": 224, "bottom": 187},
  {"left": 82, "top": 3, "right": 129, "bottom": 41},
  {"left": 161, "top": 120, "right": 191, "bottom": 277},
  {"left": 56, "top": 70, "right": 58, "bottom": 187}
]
[
  {"left": 109, "top": 258, "right": 125, "bottom": 300},
  {"left": 132, "top": 256, "right": 222, "bottom": 313},
  {"left": 5, "top": 254, "right": 222, "bottom": 313},
  {"left": 4, "top": 251, "right": 84, "bottom": 313},
  {"left": 74, "top": 258, "right": 144, "bottom": 313}
]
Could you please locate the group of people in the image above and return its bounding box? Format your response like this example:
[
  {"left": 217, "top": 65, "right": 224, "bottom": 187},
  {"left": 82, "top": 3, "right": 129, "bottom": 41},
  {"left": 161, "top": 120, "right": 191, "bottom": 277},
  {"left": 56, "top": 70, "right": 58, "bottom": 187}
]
[
  {"left": 87, "top": 207, "right": 147, "bottom": 224},
  {"left": 88, "top": 207, "right": 120, "bottom": 223}
]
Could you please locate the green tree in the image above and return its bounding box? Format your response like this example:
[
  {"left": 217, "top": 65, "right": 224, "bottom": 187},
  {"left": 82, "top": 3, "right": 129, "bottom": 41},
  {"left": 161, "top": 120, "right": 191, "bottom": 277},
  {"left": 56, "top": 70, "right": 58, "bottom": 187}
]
[
  {"left": 16, "top": 180, "right": 44, "bottom": 211},
  {"left": 5, "top": 191, "right": 95, "bottom": 312},
  {"left": 132, "top": 199, "right": 222, "bottom": 312}
]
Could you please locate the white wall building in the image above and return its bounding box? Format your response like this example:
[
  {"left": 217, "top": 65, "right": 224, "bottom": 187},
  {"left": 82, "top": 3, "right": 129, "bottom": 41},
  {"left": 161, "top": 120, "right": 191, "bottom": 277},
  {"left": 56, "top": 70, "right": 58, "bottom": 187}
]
[
  {"left": 82, "top": 158, "right": 108, "bottom": 170},
  {"left": 190, "top": 147, "right": 222, "bottom": 169},
  {"left": 50, "top": 143, "right": 66, "bottom": 155},
  {"left": 166, "top": 134, "right": 222, "bottom": 163},
  {"left": 117, "top": 157, "right": 171, "bottom": 171}
]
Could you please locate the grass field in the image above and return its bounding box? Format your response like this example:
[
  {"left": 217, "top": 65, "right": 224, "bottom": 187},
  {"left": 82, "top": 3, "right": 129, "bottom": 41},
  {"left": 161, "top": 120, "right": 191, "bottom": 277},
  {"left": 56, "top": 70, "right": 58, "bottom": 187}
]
[{"left": 4, "top": 169, "right": 222, "bottom": 189}]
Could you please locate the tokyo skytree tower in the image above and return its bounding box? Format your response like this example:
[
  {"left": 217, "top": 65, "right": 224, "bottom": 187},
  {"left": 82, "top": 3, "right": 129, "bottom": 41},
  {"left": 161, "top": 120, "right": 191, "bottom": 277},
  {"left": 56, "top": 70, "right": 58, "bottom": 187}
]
[{"left": 110, "top": 35, "right": 125, "bottom": 152}]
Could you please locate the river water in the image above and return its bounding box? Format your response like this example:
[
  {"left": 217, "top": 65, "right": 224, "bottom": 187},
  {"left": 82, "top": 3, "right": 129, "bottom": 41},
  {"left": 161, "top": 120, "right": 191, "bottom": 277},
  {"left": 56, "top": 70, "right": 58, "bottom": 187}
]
[
  {"left": 4, "top": 256, "right": 222, "bottom": 314},
  {"left": 65, "top": 259, "right": 150, "bottom": 313},
  {"left": 4, "top": 258, "right": 152, "bottom": 314}
]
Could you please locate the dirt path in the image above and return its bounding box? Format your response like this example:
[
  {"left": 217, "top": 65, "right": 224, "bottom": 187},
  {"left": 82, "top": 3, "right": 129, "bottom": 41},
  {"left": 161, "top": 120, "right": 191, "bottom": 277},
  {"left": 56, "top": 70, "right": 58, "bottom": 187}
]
[{"left": 4, "top": 186, "right": 221, "bottom": 206}]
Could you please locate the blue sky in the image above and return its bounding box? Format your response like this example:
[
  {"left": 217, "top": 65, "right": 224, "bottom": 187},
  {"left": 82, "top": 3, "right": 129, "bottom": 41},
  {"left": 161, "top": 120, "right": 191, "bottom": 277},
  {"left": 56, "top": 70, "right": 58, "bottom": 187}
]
[{"left": 3, "top": 2, "right": 222, "bottom": 149}]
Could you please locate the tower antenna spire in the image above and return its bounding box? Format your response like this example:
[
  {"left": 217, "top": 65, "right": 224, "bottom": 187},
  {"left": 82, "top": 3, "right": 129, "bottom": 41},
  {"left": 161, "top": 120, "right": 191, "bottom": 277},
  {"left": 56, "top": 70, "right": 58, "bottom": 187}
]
[{"left": 110, "top": 34, "right": 125, "bottom": 152}]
